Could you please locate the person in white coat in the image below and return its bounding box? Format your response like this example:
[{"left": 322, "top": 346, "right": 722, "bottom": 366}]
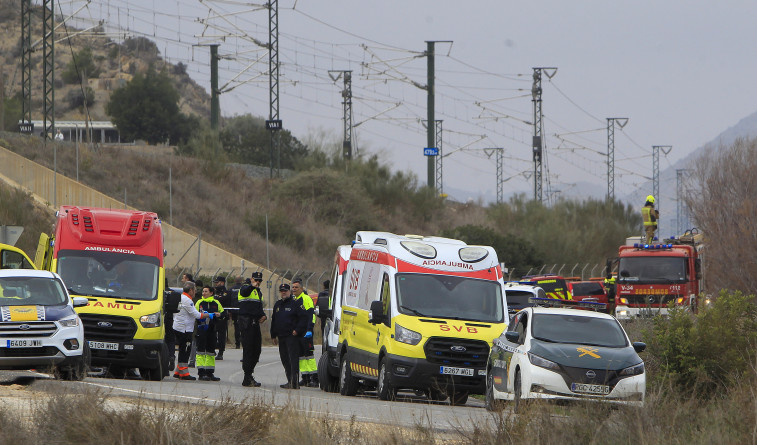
[{"left": 172, "top": 280, "right": 216, "bottom": 380}]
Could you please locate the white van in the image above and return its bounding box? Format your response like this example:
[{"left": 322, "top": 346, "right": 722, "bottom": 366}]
[
  {"left": 316, "top": 244, "right": 352, "bottom": 392},
  {"left": 329, "top": 232, "right": 509, "bottom": 405}
]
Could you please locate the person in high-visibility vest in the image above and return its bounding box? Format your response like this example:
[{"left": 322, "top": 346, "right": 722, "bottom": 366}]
[
  {"left": 291, "top": 279, "right": 318, "bottom": 387},
  {"left": 642, "top": 195, "right": 659, "bottom": 244},
  {"left": 195, "top": 285, "right": 224, "bottom": 381}
]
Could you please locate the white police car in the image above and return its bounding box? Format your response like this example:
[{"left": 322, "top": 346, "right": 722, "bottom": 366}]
[
  {"left": 0, "top": 269, "right": 90, "bottom": 379},
  {"left": 486, "top": 299, "right": 646, "bottom": 412}
]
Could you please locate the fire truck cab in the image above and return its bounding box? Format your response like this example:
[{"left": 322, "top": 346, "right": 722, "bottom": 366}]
[{"left": 613, "top": 230, "right": 704, "bottom": 319}]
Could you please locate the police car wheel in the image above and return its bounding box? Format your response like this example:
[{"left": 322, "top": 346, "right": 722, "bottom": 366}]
[
  {"left": 376, "top": 360, "right": 395, "bottom": 401},
  {"left": 485, "top": 372, "right": 504, "bottom": 412},
  {"left": 513, "top": 370, "right": 525, "bottom": 414}
]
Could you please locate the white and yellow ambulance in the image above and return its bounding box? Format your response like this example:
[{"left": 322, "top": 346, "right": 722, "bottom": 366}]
[{"left": 336, "top": 231, "right": 509, "bottom": 405}]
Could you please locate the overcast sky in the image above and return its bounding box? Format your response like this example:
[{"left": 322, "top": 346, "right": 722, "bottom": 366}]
[{"left": 58, "top": 0, "right": 757, "bottom": 204}]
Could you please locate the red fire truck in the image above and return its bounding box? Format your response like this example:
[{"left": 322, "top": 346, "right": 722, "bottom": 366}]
[
  {"left": 612, "top": 230, "right": 704, "bottom": 319},
  {"left": 37, "top": 206, "right": 168, "bottom": 379}
]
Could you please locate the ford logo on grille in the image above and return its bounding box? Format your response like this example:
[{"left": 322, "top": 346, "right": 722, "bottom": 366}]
[
  {"left": 18, "top": 324, "right": 31, "bottom": 331},
  {"left": 450, "top": 345, "right": 467, "bottom": 352},
  {"left": 586, "top": 370, "right": 596, "bottom": 379},
  {"left": 97, "top": 322, "right": 113, "bottom": 328}
]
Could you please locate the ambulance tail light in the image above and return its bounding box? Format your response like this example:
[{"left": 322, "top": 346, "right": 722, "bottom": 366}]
[
  {"left": 400, "top": 241, "right": 436, "bottom": 259},
  {"left": 458, "top": 246, "right": 489, "bottom": 263}
]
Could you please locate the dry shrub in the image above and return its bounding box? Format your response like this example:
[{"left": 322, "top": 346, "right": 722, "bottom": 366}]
[{"left": 26, "top": 389, "right": 278, "bottom": 444}]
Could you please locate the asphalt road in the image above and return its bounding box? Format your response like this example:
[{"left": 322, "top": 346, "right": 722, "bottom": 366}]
[{"left": 1, "top": 346, "right": 499, "bottom": 432}]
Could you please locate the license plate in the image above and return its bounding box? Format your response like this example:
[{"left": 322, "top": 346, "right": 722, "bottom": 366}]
[
  {"left": 88, "top": 341, "right": 119, "bottom": 351},
  {"left": 5, "top": 339, "right": 42, "bottom": 348},
  {"left": 571, "top": 382, "right": 610, "bottom": 395},
  {"left": 440, "top": 366, "right": 474, "bottom": 376}
]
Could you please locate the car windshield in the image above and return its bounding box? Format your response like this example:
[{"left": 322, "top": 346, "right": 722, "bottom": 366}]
[
  {"left": 57, "top": 250, "right": 160, "bottom": 301},
  {"left": 0, "top": 276, "right": 67, "bottom": 306},
  {"left": 396, "top": 273, "right": 504, "bottom": 323},
  {"left": 571, "top": 282, "right": 604, "bottom": 296},
  {"left": 618, "top": 257, "right": 687, "bottom": 283},
  {"left": 531, "top": 313, "right": 628, "bottom": 347}
]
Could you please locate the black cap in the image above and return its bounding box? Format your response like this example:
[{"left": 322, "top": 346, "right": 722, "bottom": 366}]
[
  {"left": 279, "top": 283, "right": 290, "bottom": 291},
  {"left": 214, "top": 276, "right": 226, "bottom": 283},
  {"left": 251, "top": 271, "right": 263, "bottom": 281}
]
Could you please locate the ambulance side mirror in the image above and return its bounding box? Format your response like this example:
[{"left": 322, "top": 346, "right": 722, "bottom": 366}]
[{"left": 369, "top": 300, "right": 385, "bottom": 325}]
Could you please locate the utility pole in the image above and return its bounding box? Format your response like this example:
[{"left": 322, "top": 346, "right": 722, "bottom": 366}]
[
  {"left": 606, "top": 117, "right": 628, "bottom": 200},
  {"left": 485, "top": 148, "right": 504, "bottom": 204},
  {"left": 531, "top": 67, "right": 556, "bottom": 203},
  {"left": 210, "top": 44, "right": 220, "bottom": 131},
  {"left": 266, "top": 0, "right": 282, "bottom": 178},
  {"left": 21, "top": 0, "right": 32, "bottom": 130},
  {"left": 676, "top": 169, "right": 689, "bottom": 234},
  {"left": 652, "top": 145, "right": 672, "bottom": 234},
  {"left": 328, "top": 70, "right": 354, "bottom": 160},
  {"left": 434, "top": 120, "right": 443, "bottom": 195},
  {"left": 426, "top": 41, "right": 436, "bottom": 190},
  {"left": 42, "top": 0, "right": 55, "bottom": 139}
]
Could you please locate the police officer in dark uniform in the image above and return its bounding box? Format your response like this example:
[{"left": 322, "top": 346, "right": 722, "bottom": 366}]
[
  {"left": 238, "top": 272, "right": 267, "bottom": 387},
  {"left": 213, "top": 276, "right": 231, "bottom": 361},
  {"left": 228, "top": 276, "right": 244, "bottom": 348},
  {"left": 270, "top": 283, "right": 308, "bottom": 389}
]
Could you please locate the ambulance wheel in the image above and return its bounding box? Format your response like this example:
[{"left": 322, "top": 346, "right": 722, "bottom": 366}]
[
  {"left": 376, "top": 359, "right": 395, "bottom": 401},
  {"left": 140, "top": 345, "right": 167, "bottom": 381},
  {"left": 449, "top": 390, "right": 469, "bottom": 406},
  {"left": 318, "top": 353, "right": 338, "bottom": 392},
  {"left": 339, "top": 354, "right": 358, "bottom": 396},
  {"left": 485, "top": 372, "right": 505, "bottom": 412},
  {"left": 427, "top": 388, "right": 447, "bottom": 401}
]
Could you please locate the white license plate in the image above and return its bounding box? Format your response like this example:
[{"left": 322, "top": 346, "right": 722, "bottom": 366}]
[
  {"left": 440, "top": 366, "right": 474, "bottom": 376},
  {"left": 88, "top": 341, "right": 119, "bottom": 351},
  {"left": 571, "top": 382, "right": 610, "bottom": 395},
  {"left": 5, "top": 339, "right": 42, "bottom": 348}
]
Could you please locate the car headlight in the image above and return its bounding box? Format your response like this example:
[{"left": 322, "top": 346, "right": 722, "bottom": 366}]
[
  {"left": 395, "top": 323, "right": 422, "bottom": 345},
  {"left": 619, "top": 362, "right": 645, "bottom": 376},
  {"left": 528, "top": 352, "right": 560, "bottom": 370},
  {"left": 140, "top": 311, "right": 162, "bottom": 328},
  {"left": 58, "top": 316, "right": 80, "bottom": 327}
]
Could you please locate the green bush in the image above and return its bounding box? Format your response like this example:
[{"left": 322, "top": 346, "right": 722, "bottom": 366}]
[
  {"left": 645, "top": 290, "right": 757, "bottom": 397},
  {"left": 248, "top": 212, "right": 305, "bottom": 249}
]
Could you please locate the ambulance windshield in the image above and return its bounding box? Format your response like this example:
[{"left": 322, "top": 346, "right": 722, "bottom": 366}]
[
  {"left": 396, "top": 273, "right": 504, "bottom": 323},
  {"left": 57, "top": 250, "right": 160, "bottom": 301}
]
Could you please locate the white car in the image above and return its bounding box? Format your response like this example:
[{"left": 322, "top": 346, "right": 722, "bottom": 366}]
[
  {"left": 0, "top": 269, "right": 90, "bottom": 379},
  {"left": 486, "top": 303, "right": 646, "bottom": 412}
]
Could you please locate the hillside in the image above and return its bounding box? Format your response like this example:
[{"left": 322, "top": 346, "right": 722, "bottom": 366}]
[{"left": 0, "top": 3, "right": 210, "bottom": 126}]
